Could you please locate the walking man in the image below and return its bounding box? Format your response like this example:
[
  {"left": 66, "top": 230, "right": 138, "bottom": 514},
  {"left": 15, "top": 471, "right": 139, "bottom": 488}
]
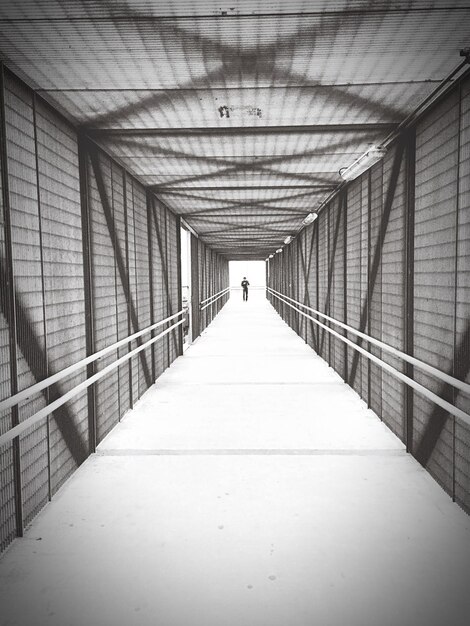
[{"left": 241, "top": 277, "right": 250, "bottom": 301}]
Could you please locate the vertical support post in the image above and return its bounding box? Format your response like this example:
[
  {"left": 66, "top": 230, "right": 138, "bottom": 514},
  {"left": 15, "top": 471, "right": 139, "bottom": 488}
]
[
  {"left": 164, "top": 206, "right": 170, "bottom": 367},
  {"left": 0, "top": 62, "right": 23, "bottom": 537},
  {"left": 287, "top": 248, "right": 291, "bottom": 325},
  {"left": 266, "top": 259, "right": 269, "bottom": 301},
  {"left": 131, "top": 179, "right": 140, "bottom": 398},
  {"left": 327, "top": 208, "right": 331, "bottom": 364},
  {"left": 110, "top": 164, "right": 123, "bottom": 418},
  {"left": 296, "top": 241, "right": 300, "bottom": 335},
  {"left": 292, "top": 246, "right": 295, "bottom": 330},
  {"left": 176, "top": 216, "right": 184, "bottom": 356},
  {"left": 190, "top": 235, "right": 200, "bottom": 341},
  {"left": 343, "top": 191, "right": 348, "bottom": 381},
  {"left": 282, "top": 253, "right": 286, "bottom": 321},
  {"left": 452, "top": 81, "right": 462, "bottom": 500},
  {"left": 32, "top": 93, "right": 51, "bottom": 500},
  {"left": 122, "top": 171, "right": 133, "bottom": 409},
  {"left": 287, "top": 247, "right": 290, "bottom": 324},
  {"left": 367, "top": 169, "right": 372, "bottom": 408},
  {"left": 286, "top": 247, "right": 290, "bottom": 326},
  {"left": 210, "top": 250, "right": 214, "bottom": 323},
  {"left": 77, "top": 134, "right": 96, "bottom": 454},
  {"left": 315, "top": 221, "right": 319, "bottom": 352},
  {"left": 146, "top": 191, "right": 156, "bottom": 381},
  {"left": 404, "top": 129, "right": 416, "bottom": 453}
]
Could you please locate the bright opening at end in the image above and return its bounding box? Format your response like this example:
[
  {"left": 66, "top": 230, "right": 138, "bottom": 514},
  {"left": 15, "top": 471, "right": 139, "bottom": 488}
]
[{"left": 229, "top": 260, "right": 266, "bottom": 292}]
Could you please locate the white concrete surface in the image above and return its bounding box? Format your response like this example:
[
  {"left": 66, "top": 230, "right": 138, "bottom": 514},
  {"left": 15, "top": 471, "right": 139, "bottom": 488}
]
[{"left": 1, "top": 291, "right": 470, "bottom": 626}]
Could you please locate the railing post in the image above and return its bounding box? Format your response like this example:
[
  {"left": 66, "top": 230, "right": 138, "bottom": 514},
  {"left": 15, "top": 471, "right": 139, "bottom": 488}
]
[{"left": 0, "top": 62, "right": 23, "bottom": 537}]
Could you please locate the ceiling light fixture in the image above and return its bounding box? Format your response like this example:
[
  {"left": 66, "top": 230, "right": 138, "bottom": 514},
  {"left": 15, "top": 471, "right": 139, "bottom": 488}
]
[
  {"left": 302, "top": 212, "right": 318, "bottom": 225},
  {"left": 339, "top": 146, "right": 386, "bottom": 181},
  {"left": 284, "top": 235, "right": 294, "bottom": 245},
  {"left": 269, "top": 254, "right": 274, "bottom": 259},
  {"left": 276, "top": 248, "right": 283, "bottom": 254}
]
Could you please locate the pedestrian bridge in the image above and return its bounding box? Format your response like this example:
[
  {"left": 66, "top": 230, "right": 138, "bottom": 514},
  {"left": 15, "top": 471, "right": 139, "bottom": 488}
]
[
  {"left": 1, "top": 4, "right": 470, "bottom": 625},
  {"left": 1, "top": 290, "right": 469, "bottom": 626}
]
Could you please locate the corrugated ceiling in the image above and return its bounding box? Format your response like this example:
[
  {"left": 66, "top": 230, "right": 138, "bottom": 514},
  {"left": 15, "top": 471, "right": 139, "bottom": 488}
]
[{"left": 0, "top": 0, "right": 469, "bottom": 258}]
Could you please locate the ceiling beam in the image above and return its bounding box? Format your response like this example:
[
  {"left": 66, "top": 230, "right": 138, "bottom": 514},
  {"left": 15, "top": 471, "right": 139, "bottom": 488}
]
[
  {"left": 154, "top": 184, "right": 335, "bottom": 191},
  {"left": 85, "top": 123, "right": 397, "bottom": 137}
]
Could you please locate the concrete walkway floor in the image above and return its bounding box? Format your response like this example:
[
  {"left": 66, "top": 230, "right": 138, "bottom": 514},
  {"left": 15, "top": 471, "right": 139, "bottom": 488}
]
[{"left": 1, "top": 291, "right": 470, "bottom": 626}]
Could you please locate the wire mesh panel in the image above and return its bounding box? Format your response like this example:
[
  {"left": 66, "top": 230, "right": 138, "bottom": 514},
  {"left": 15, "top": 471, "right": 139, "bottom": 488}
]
[
  {"left": 204, "top": 246, "right": 211, "bottom": 327},
  {"left": 273, "top": 254, "right": 280, "bottom": 314},
  {"left": 346, "top": 178, "right": 363, "bottom": 395},
  {"left": 288, "top": 245, "right": 295, "bottom": 329},
  {"left": 380, "top": 142, "right": 407, "bottom": 440},
  {"left": 281, "top": 247, "right": 289, "bottom": 324},
  {"left": 331, "top": 195, "right": 346, "bottom": 378},
  {"left": 317, "top": 210, "right": 329, "bottom": 362},
  {"left": 295, "top": 241, "right": 301, "bottom": 334},
  {"left": 112, "top": 163, "right": 131, "bottom": 420},
  {"left": 88, "top": 150, "right": 120, "bottom": 443},
  {"left": 0, "top": 83, "right": 16, "bottom": 552},
  {"left": 214, "top": 250, "right": 221, "bottom": 316},
  {"left": 212, "top": 249, "right": 218, "bottom": 321},
  {"left": 206, "top": 248, "right": 213, "bottom": 325},
  {"left": 199, "top": 241, "right": 206, "bottom": 331},
  {"left": 298, "top": 231, "right": 305, "bottom": 338},
  {"left": 413, "top": 89, "right": 460, "bottom": 496},
  {"left": 297, "top": 231, "right": 306, "bottom": 341},
  {"left": 166, "top": 209, "right": 180, "bottom": 362},
  {"left": 133, "top": 181, "right": 152, "bottom": 396},
  {"left": 35, "top": 99, "right": 87, "bottom": 493},
  {"left": 126, "top": 175, "right": 140, "bottom": 408},
  {"left": 368, "top": 162, "right": 384, "bottom": 419},
  {"left": 360, "top": 175, "right": 370, "bottom": 404},
  {"left": 5, "top": 75, "right": 49, "bottom": 527},
  {"left": 163, "top": 204, "right": 172, "bottom": 368},
  {"left": 149, "top": 196, "right": 166, "bottom": 380},
  {"left": 309, "top": 223, "right": 320, "bottom": 352},
  {"left": 190, "top": 234, "right": 200, "bottom": 342},
  {"left": 189, "top": 237, "right": 228, "bottom": 339},
  {"left": 455, "top": 76, "right": 470, "bottom": 513},
  {"left": 277, "top": 255, "right": 283, "bottom": 319}
]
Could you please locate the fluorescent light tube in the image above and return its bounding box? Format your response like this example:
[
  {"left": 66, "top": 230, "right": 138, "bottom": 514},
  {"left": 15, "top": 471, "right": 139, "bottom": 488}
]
[
  {"left": 302, "top": 212, "right": 318, "bottom": 225},
  {"left": 340, "top": 147, "right": 386, "bottom": 181}
]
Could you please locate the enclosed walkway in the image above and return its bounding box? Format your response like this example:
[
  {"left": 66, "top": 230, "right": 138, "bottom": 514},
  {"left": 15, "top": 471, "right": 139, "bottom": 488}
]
[{"left": 1, "top": 291, "right": 470, "bottom": 626}]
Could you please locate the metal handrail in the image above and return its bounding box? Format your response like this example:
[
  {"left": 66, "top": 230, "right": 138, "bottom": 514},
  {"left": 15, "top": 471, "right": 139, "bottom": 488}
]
[
  {"left": 0, "top": 310, "right": 184, "bottom": 414},
  {"left": 200, "top": 287, "right": 230, "bottom": 311},
  {"left": 268, "top": 287, "right": 470, "bottom": 395},
  {"left": 200, "top": 286, "right": 230, "bottom": 306},
  {"left": 0, "top": 317, "right": 185, "bottom": 448},
  {"left": 267, "top": 288, "right": 470, "bottom": 427}
]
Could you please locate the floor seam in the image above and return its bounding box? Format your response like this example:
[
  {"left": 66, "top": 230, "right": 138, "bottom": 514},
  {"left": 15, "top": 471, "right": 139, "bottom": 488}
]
[{"left": 95, "top": 448, "right": 406, "bottom": 457}]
